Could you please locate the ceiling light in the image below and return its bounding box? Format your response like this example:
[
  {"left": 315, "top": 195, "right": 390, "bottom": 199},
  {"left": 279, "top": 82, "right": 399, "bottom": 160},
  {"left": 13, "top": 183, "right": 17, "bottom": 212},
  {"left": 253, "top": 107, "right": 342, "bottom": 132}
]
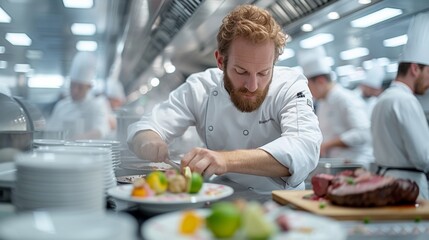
[
  {"left": 28, "top": 75, "right": 64, "bottom": 88},
  {"left": 358, "top": 0, "right": 372, "bottom": 4},
  {"left": 0, "top": 61, "right": 7, "bottom": 69},
  {"left": 351, "top": 8, "right": 403, "bottom": 28},
  {"left": 327, "top": 12, "right": 340, "bottom": 20},
  {"left": 14, "top": 64, "right": 31, "bottom": 73},
  {"left": 299, "top": 33, "right": 334, "bottom": 49},
  {"left": 278, "top": 48, "right": 295, "bottom": 61},
  {"left": 383, "top": 34, "right": 407, "bottom": 47},
  {"left": 71, "top": 23, "right": 96, "bottom": 35},
  {"left": 150, "top": 77, "right": 160, "bottom": 87},
  {"left": 6, "top": 33, "right": 32, "bottom": 46},
  {"left": 26, "top": 50, "right": 43, "bottom": 59},
  {"left": 164, "top": 61, "right": 176, "bottom": 74},
  {"left": 76, "top": 41, "right": 98, "bottom": 51},
  {"left": 0, "top": 46, "right": 5, "bottom": 54},
  {"left": 301, "top": 24, "right": 313, "bottom": 32},
  {"left": 340, "top": 47, "right": 369, "bottom": 60},
  {"left": 0, "top": 7, "right": 11, "bottom": 23},
  {"left": 139, "top": 85, "right": 149, "bottom": 94},
  {"left": 63, "top": 0, "right": 93, "bottom": 8},
  {"left": 336, "top": 65, "right": 355, "bottom": 76}
]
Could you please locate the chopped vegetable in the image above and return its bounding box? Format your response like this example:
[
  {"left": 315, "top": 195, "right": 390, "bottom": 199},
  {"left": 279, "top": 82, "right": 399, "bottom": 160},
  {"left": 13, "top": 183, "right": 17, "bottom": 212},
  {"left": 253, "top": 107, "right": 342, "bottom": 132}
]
[{"left": 179, "top": 211, "right": 203, "bottom": 235}]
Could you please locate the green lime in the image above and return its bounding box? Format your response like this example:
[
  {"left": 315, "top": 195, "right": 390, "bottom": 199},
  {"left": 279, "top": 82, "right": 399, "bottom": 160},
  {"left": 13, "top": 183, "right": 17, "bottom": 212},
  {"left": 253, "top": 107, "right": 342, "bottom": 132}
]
[
  {"left": 184, "top": 166, "right": 203, "bottom": 194},
  {"left": 206, "top": 202, "right": 241, "bottom": 238}
]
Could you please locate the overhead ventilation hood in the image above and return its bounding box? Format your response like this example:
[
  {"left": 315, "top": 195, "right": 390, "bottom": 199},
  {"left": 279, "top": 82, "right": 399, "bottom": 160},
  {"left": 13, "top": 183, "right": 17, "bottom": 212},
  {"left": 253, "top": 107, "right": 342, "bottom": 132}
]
[
  {"left": 117, "top": 0, "right": 342, "bottom": 94},
  {"left": 118, "top": 0, "right": 205, "bottom": 91}
]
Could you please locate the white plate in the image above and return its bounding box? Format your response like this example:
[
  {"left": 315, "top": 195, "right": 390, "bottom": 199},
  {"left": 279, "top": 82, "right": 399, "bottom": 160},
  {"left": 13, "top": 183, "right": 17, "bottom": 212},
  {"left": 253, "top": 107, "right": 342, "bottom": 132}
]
[
  {"left": 107, "top": 183, "right": 233, "bottom": 213},
  {"left": 0, "top": 211, "right": 137, "bottom": 240},
  {"left": 142, "top": 208, "right": 347, "bottom": 240},
  {"left": 33, "top": 139, "right": 67, "bottom": 146}
]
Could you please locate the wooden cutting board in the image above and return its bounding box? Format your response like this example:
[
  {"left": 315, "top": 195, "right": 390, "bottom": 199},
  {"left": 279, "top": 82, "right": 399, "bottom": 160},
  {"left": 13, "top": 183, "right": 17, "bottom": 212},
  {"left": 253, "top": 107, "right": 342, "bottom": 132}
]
[{"left": 272, "top": 190, "right": 429, "bottom": 221}]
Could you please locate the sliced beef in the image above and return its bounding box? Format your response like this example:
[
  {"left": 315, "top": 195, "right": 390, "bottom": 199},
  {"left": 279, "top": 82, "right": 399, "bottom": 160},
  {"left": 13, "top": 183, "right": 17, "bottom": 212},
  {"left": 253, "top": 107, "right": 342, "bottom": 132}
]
[
  {"left": 311, "top": 169, "right": 419, "bottom": 207},
  {"left": 311, "top": 173, "right": 334, "bottom": 197}
]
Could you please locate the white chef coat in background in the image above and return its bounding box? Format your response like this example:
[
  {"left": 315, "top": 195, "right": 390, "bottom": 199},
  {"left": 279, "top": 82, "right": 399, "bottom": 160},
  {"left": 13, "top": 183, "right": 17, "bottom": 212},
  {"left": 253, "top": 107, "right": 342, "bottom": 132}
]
[
  {"left": 46, "top": 94, "right": 110, "bottom": 140},
  {"left": 318, "top": 84, "right": 373, "bottom": 167},
  {"left": 128, "top": 67, "right": 322, "bottom": 194},
  {"left": 371, "top": 82, "right": 429, "bottom": 199}
]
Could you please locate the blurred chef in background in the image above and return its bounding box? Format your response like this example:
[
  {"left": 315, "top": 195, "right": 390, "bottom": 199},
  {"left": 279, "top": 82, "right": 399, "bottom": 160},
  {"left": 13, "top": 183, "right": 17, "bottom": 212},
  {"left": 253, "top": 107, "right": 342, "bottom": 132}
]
[
  {"left": 371, "top": 12, "right": 429, "bottom": 199},
  {"left": 46, "top": 52, "right": 109, "bottom": 140},
  {"left": 128, "top": 4, "right": 322, "bottom": 195},
  {"left": 301, "top": 57, "right": 373, "bottom": 169},
  {"left": 358, "top": 59, "right": 385, "bottom": 116},
  {"left": 103, "top": 79, "right": 126, "bottom": 139}
]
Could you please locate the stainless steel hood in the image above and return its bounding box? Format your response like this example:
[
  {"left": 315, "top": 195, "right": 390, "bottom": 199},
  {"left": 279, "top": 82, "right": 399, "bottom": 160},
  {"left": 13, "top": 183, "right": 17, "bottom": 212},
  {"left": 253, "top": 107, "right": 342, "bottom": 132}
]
[
  {"left": 116, "top": 0, "right": 428, "bottom": 98},
  {"left": 117, "top": 0, "right": 342, "bottom": 94}
]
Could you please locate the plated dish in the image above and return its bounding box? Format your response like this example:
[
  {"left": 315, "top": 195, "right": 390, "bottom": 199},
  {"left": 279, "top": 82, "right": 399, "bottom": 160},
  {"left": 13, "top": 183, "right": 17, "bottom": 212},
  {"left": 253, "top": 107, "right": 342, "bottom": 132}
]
[
  {"left": 107, "top": 183, "right": 233, "bottom": 213},
  {"left": 141, "top": 208, "right": 347, "bottom": 240}
]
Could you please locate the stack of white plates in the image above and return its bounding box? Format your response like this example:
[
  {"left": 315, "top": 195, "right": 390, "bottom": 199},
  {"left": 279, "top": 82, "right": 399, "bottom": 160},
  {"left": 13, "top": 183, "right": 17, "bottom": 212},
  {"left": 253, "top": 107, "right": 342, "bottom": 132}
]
[
  {"left": 33, "top": 139, "right": 68, "bottom": 148},
  {"left": 68, "top": 140, "right": 122, "bottom": 172},
  {"left": 34, "top": 146, "right": 117, "bottom": 193},
  {"left": 13, "top": 152, "right": 105, "bottom": 213},
  {"left": 0, "top": 211, "right": 138, "bottom": 240}
]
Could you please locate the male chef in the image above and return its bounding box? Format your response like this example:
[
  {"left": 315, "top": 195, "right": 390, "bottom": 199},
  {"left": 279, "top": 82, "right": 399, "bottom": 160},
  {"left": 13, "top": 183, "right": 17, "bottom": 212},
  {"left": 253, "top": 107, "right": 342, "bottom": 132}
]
[
  {"left": 301, "top": 58, "right": 373, "bottom": 169},
  {"left": 371, "top": 12, "right": 429, "bottom": 199},
  {"left": 46, "top": 52, "right": 109, "bottom": 140},
  {"left": 128, "top": 5, "right": 322, "bottom": 194}
]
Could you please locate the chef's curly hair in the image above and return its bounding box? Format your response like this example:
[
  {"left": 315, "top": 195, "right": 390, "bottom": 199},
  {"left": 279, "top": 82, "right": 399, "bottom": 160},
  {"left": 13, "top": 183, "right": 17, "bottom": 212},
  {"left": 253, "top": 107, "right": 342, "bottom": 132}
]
[{"left": 217, "top": 4, "right": 287, "bottom": 64}]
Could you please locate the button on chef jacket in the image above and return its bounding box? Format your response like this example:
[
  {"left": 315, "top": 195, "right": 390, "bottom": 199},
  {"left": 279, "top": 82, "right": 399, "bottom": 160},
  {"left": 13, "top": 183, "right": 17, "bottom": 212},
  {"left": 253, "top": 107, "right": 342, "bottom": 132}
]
[
  {"left": 46, "top": 94, "right": 110, "bottom": 139},
  {"left": 371, "top": 82, "right": 429, "bottom": 199},
  {"left": 317, "top": 84, "right": 373, "bottom": 167},
  {"left": 128, "top": 67, "right": 322, "bottom": 194}
]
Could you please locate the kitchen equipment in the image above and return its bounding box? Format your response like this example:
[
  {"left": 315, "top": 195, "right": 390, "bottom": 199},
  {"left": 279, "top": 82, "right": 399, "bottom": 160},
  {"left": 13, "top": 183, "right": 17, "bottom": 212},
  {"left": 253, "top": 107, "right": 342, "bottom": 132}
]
[
  {"left": 272, "top": 190, "right": 429, "bottom": 221},
  {"left": 0, "top": 93, "right": 34, "bottom": 151}
]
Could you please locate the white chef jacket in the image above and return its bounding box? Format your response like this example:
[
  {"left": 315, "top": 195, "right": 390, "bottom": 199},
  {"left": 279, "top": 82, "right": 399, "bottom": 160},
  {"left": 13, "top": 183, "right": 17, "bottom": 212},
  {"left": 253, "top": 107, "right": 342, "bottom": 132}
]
[
  {"left": 317, "top": 85, "right": 373, "bottom": 167},
  {"left": 46, "top": 94, "right": 110, "bottom": 139},
  {"left": 371, "top": 81, "right": 429, "bottom": 199},
  {"left": 128, "top": 67, "right": 322, "bottom": 194}
]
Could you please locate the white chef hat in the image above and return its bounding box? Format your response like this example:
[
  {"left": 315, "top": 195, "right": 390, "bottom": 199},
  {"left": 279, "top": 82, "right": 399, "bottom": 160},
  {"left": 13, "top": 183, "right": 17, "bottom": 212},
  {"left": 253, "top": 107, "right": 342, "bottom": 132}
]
[
  {"left": 399, "top": 12, "right": 429, "bottom": 65},
  {"left": 69, "top": 52, "right": 97, "bottom": 85},
  {"left": 106, "top": 80, "right": 125, "bottom": 101},
  {"left": 361, "top": 59, "right": 385, "bottom": 89},
  {"left": 301, "top": 58, "right": 332, "bottom": 79}
]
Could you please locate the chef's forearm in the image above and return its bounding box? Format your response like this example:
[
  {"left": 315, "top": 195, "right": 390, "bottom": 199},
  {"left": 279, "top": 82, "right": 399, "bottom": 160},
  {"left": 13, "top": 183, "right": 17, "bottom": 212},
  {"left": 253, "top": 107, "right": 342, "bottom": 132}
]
[{"left": 223, "top": 149, "right": 291, "bottom": 177}]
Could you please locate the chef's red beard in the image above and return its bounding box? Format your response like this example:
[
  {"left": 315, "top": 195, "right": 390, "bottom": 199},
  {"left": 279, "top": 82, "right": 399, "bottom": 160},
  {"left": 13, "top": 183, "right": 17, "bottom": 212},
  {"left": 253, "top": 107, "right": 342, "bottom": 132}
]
[{"left": 223, "top": 69, "right": 270, "bottom": 112}]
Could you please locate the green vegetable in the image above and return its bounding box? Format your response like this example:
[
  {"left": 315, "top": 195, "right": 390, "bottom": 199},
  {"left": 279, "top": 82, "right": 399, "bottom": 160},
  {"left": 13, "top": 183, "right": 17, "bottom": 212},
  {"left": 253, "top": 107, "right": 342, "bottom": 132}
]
[
  {"left": 346, "top": 178, "right": 355, "bottom": 185},
  {"left": 414, "top": 216, "right": 422, "bottom": 223},
  {"left": 363, "top": 217, "right": 370, "bottom": 224}
]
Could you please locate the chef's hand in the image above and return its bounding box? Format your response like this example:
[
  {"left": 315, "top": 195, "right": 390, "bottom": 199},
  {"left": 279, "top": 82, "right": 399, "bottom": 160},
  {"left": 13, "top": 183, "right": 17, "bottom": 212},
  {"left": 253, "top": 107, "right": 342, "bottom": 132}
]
[
  {"left": 181, "top": 147, "right": 227, "bottom": 178},
  {"left": 131, "top": 130, "right": 169, "bottom": 162}
]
